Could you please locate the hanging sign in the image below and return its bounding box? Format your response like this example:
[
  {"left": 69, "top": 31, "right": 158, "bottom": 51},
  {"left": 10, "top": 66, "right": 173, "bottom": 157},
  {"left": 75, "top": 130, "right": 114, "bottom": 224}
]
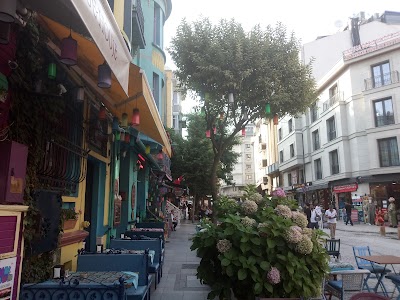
[{"left": 333, "top": 183, "right": 358, "bottom": 193}]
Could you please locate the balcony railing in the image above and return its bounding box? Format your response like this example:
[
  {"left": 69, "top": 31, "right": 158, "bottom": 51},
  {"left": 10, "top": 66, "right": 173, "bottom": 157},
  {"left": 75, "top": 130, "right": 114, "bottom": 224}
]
[
  {"left": 132, "top": 0, "right": 145, "bottom": 48},
  {"left": 322, "top": 92, "right": 343, "bottom": 112},
  {"left": 364, "top": 71, "right": 399, "bottom": 91},
  {"left": 267, "top": 162, "right": 279, "bottom": 175}
]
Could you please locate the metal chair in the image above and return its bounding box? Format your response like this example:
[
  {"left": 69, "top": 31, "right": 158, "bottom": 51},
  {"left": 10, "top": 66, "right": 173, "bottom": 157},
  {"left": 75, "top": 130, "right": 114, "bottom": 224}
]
[
  {"left": 385, "top": 274, "right": 400, "bottom": 300},
  {"left": 325, "top": 269, "right": 370, "bottom": 300},
  {"left": 349, "top": 292, "right": 390, "bottom": 300},
  {"left": 352, "top": 246, "right": 390, "bottom": 294},
  {"left": 325, "top": 239, "right": 341, "bottom": 260}
]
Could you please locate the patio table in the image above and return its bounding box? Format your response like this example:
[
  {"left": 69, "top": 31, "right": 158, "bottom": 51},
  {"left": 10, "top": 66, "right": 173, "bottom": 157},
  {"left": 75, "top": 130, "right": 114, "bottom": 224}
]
[
  {"left": 104, "top": 249, "right": 155, "bottom": 264},
  {"left": 357, "top": 255, "right": 400, "bottom": 297},
  {"left": 131, "top": 228, "right": 164, "bottom": 232}
]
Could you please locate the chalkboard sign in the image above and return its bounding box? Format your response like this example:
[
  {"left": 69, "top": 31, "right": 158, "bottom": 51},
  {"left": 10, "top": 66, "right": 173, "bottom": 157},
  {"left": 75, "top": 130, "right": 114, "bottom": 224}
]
[{"left": 351, "top": 209, "right": 359, "bottom": 223}]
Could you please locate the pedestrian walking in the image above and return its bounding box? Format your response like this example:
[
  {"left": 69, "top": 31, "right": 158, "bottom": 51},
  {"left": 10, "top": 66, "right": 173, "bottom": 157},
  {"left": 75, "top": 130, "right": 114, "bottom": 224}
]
[
  {"left": 304, "top": 203, "right": 311, "bottom": 227},
  {"left": 345, "top": 201, "right": 353, "bottom": 226},
  {"left": 325, "top": 205, "right": 337, "bottom": 239},
  {"left": 309, "top": 204, "right": 321, "bottom": 229}
]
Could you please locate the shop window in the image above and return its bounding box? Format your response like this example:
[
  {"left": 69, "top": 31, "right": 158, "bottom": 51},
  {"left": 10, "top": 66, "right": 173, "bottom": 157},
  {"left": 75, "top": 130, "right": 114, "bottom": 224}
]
[
  {"left": 327, "top": 116, "right": 336, "bottom": 141},
  {"left": 372, "top": 61, "right": 391, "bottom": 88},
  {"left": 280, "top": 150, "right": 284, "bottom": 163},
  {"left": 312, "top": 130, "right": 320, "bottom": 151},
  {"left": 329, "top": 150, "right": 339, "bottom": 175},
  {"left": 314, "top": 158, "right": 322, "bottom": 180},
  {"left": 378, "top": 137, "right": 400, "bottom": 167},
  {"left": 374, "top": 97, "right": 394, "bottom": 127},
  {"left": 290, "top": 143, "right": 295, "bottom": 157}
]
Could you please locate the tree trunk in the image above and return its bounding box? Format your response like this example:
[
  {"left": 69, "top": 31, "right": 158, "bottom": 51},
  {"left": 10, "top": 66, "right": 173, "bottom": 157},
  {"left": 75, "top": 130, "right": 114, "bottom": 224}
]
[{"left": 210, "top": 153, "right": 221, "bottom": 207}]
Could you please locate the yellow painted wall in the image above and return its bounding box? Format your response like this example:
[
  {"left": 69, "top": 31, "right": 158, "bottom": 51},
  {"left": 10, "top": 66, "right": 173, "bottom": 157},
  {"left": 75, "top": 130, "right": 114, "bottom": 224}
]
[
  {"left": 152, "top": 50, "right": 165, "bottom": 71},
  {"left": 113, "top": 0, "right": 124, "bottom": 30}
]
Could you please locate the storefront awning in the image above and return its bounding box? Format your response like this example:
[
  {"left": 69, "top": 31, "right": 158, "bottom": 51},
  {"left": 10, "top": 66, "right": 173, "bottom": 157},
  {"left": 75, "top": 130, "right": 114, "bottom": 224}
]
[{"left": 39, "top": 16, "right": 172, "bottom": 157}]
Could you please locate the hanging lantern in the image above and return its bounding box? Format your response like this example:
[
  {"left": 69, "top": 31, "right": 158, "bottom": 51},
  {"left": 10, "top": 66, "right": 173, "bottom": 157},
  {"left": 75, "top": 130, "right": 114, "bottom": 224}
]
[
  {"left": 98, "top": 106, "right": 106, "bottom": 120},
  {"left": 76, "top": 87, "right": 84, "bottom": 102},
  {"left": 219, "top": 112, "right": 224, "bottom": 120},
  {"left": 0, "top": 0, "right": 16, "bottom": 23},
  {"left": 132, "top": 108, "right": 140, "bottom": 126},
  {"left": 213, "top": 127, "right": 217, "bottom": 134},
  {"left": 98, "top": 61, "right": 111, "bottom": 88},
  {"left": 242, "top": 127, "right": 246, "bottom": 136},
  {"left": 157, "top": 151, "right": 164, "bottom": 160},
  {"left": 0, "top": 20, "right": 11, "bottom": 44},
  {"left": 112, "top": 117, "right": 119, "bottom": 131},
  {"left": 115, "top": 131, "right": 121, "bottom": 141},
  {"left": 206, "top": 130, "right": 211, "bottom": 138},
  {"left": 228, "top": 93, "right": 234, "bottom": 104},
  {"left": 48, "top": 63, "right": 56, "bottom": 79},
  {"left": 145, "top": 145, "right": 151, "bottom": 154},
  {"left": 121, "top": 113, "right": 128, "bottom": 127},
  {"left": 60, "top": 33, "right": 77, "bottom": 65},
  {"left": 265, "top": 103, "right": 271, "bottom": 115},
  {"left": 273, "top": 114, "right": 279, "bottom": 125},
  {"left": 124, "top": 133, "right": 131, "bottom": 143},
  {"left": 120, "top": 130, "right": 125, "bottom": 142}
]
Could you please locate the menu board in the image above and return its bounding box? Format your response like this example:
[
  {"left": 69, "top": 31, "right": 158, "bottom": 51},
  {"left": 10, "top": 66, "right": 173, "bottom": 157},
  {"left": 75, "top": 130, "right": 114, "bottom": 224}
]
[
  {"left": 0, "top": 257, "right": 16, "bottom": 300},
  {"left": 351, "top": 209, "right": 359, "bottom": 223}
]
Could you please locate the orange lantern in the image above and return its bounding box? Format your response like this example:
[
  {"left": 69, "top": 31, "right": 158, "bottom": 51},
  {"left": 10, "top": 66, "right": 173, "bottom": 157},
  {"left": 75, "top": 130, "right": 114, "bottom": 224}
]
[
  {"left": 98, "top": 106, "right": 106, "bottom": 120},
  {"left": 273, "top": 114, "right": 279, "bottom": 125}
]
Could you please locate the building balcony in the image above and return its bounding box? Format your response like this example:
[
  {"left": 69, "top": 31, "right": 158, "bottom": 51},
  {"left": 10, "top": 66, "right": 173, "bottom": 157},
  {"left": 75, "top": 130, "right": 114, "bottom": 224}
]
[
  {"left": 364, "top": 71, "right": 399, "bottom": 91},
  {"left": 267, "top": 162, "right": 279, "bottom": 175},
  {"left": 322, "top": 92, "right": 343, "bottom": 112},
  {"left": 131, "top": 0, "right": 145, "bottom": 49}
]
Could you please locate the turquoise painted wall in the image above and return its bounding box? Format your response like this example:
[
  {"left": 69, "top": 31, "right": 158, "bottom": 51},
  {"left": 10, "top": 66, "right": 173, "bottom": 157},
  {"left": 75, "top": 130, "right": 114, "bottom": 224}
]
[{"left": 137, "top": 166, "right": 149, "bottom": 221}]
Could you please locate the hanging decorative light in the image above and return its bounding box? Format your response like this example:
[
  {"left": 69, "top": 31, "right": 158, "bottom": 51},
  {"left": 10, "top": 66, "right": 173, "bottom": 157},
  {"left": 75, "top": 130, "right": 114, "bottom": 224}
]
[
  {"left": 115, "top": 131, "right": 121, "bottom": 141},
  {"left": 120, "top": 130, "right": 125, "bottom": 142},
  {"left": 60, "top": 32, "right": 77, "bottom": 65},
  {"left": 76, "top": 87, "right": 84, "bottom": 102},
  {"left": 145, "top": 145, "right": 151, "bottom": 154},
  {"left": 124, "top": 133, "right": 131, "bottom": 144},
  {"left": 48, "top": 63, "right": 56, "bottom": 79},
  {"left": 242, "top": 127, "right": 246, "bottom": 136},
  {"left": 265, "top": 103, "right": 271, "bottom": 115},
  {"left": 157, "top": 150, "right": 164, "bottom": 160},
  {"left": 98, "top": 106, "right": 106, "bottom": 120},
  {"left": 112, "top": 117, "right": 119, "bottom": 131},
  {"left": 213, "top": 126, "right": 217, "bottom": 134},
  {"left": 0, "top": 0, "right": 16, "bottom": 23},
  {"left": 121, "top": 113, "right": 128, "bottom": 127},
  {"left": 98, "top": 61, "right": 111, "bottom": 88},
  {"left": 219, "top": 112, "right": 224, "bottom": 120},
  {"left": 273, "top": 114, "right": 279, "bottom": 125},
  {"left": 228, "top": 93, "right": 234, "bottom": 104},
  {"left": 205, "top": 130, "right": 211, "bottom": 138},
  {"left": 132, "top": 108, "right": 140, "bottom": 126}
]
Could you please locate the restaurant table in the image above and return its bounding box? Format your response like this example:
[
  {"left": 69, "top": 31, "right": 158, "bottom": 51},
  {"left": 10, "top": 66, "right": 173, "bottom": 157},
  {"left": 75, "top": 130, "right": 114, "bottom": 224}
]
[
  {"left": 131, "top": 228, "right": 164, "bottom": 232},
  {"left": 21, "top": 271, "right": 139, "bottom": 300},
  {"left": 104, "top": 249, "right": 155, "bottom": 264},
  {"left": 357, "top": 255, "right": 400, "bottom": 296}
]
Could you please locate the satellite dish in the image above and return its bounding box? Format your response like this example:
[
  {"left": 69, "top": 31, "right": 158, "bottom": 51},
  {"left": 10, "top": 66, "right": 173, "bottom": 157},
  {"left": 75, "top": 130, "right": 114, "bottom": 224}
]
[{"left": 334, "top": 20, "right": 343, "bottom": 28}]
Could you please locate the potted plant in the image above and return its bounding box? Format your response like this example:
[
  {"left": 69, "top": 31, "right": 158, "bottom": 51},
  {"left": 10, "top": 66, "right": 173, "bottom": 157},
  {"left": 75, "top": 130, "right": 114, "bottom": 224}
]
[
  {"left": 61, "top": 208, "right": 79, "bottom": 230},
  {"left": 191, "top": 187, "right": 329, "bottom": 300}
]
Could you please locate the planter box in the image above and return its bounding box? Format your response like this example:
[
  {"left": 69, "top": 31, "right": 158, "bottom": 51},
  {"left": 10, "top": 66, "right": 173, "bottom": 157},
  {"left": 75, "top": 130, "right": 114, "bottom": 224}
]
[{"left": 63, "top": 219, "right": 77, "bottom": 230}]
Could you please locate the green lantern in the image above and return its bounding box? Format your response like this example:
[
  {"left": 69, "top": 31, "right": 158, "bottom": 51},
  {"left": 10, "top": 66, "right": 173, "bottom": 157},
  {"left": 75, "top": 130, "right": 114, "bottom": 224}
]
[
  {"left": 48, "top": 63, "right": 57, "bottom": 79},
  {"left": 115, "top": 131, "right": 121, "bottom": 141},
  {"left": 265, "top": 103, "right": 271, "bottom": 115}
]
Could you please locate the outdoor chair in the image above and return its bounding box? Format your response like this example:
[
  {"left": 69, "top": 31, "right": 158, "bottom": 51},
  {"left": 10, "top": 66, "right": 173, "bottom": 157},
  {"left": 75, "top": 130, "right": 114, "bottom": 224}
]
[
  {"left": 352, "top": 246, "right": 390, "bottom": 293},
  {"left": 349, "top": 292, "right": 390, "bottom": 300},
  {"left": 325, "top": 239, "right": 341, "bottom": 260},
  {"left": 385, "top": 274, "right": 400, "bottom": 300},
  {"left": 325, "top": 269, "right": 370, "bottom": 300}
]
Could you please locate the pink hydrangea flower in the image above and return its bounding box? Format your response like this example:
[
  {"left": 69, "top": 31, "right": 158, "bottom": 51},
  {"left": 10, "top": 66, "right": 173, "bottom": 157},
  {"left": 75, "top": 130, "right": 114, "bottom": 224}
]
[
  {"left": 272, "top": 188, "right": 286, "bottom": 198},
  {"left": 267, "top": 267, "right": 281, "bottom": 285}
]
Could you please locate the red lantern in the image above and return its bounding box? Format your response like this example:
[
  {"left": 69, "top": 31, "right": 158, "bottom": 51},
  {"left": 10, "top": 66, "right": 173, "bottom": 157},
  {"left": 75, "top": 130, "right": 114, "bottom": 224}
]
[
  {"left": 241, "top": 127, "right": 246, "bottom": 136},
  {"left": 124, "top": 133, "right": 131, "bottom": 143},
  {"left": 60, "top": 34, "right": 77, "bottom": 66},
  {"left": 206, "top": 130, "right": 211, "bottom": 138},
  {"left": 213, "top": 127, "right": 217, "bottom": 134},
  {"left": 273, "top": 114, "right": 279, "bottom": 125},
  {"left": 132, "top": 108, "right": 140, "bottom": 126},
  {"left": 98, "top": 106, "right": 106, "bottom": 120}
]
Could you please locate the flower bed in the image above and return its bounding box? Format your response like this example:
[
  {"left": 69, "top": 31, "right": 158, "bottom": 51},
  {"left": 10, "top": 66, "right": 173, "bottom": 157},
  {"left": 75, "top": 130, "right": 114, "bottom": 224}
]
[{"left": 191, "top": 188, "right": 329, "bottom": 300}]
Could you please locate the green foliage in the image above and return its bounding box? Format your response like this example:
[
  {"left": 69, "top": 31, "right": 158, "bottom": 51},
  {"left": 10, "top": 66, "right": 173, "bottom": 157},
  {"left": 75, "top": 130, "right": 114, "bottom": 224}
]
[
  {"left": 60, "top": 208, "right": 79, "bottom": 220},
  {"left": 191, "top": 187, "right": 329, "bottom": 299},
  {"left": 213, "top": 196, "right": 239, "bottom": 218}
]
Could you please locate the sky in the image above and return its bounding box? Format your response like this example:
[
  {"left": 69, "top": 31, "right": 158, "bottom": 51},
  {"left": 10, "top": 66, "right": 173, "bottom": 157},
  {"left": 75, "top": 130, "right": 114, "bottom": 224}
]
[{"left": 163, "top": 0, "right": 398, "bottom": 113}]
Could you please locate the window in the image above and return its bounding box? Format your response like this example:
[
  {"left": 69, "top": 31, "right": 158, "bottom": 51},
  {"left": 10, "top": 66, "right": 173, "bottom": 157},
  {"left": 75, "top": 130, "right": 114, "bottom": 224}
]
[
  {"left": 288, "top": 173, "right": 292, "bottom": 186},
  {"left": 312, "top": 130, "right": 320, "bottom": 151},
  {"left": 378, "top": 137, "right": 400, "bottom": 167},
  {"left": 173, "top": 92, "right": 178, "bottom": 105},
  {"left": 153, "top": 3, "right": 162, "bottom": 46},
  {"left": 278, "top": 128, "right": 282, "bottom": 141},
  {"left": 372, "top": 61, "right": 391, "bottom": 88},
  {"left": 374, "top": 98, "right": 395, "bottom": 127},
  {"left": 314, "top": 159, "right": 322, "bottom": 180},
  {"left": 290, "top": 144, "right": 295, "bottom": 157},
  {"left": 329, "top": 84, "right": 338, "bottom": 99},
  {"left": 246, "top": 154, "right": 251, "bottom": 160},
  {"left": 246, "top": 144, "right": 251, "bottom": 149},
  {"left": 262, "top": 159, "right": 268, "bottom": 167},
  {"left": 279, "top": 150, "right": 284, "bottom": 163},
  {"left": 310, "top": 105, "right": 318, "bottom": 123},
  {"left": 246, "top": 164, "right": 252, "bottom": 170},
  {"left": 153, "top": 73, "right": 160, "bottom": 110},
  {"left": 246, "top": 175, "right": 252, "bottom": 180},
  {"left": 288, "top": 119, "right": 293, "bottom": 133},
  {"left": 173, "top": 115, "right": 178, "bottom": 129},
  {"left": 327, "top": 116, "right": 336, "bottom": 141},
  {"left": 329, "top": 150, "right": 339, "bottom": 175}
]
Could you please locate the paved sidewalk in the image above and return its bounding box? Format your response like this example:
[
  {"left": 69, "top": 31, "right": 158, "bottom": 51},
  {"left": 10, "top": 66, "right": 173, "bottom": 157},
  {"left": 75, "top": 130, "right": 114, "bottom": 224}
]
[
  {"left": 335, "top": 219, "right": 399, "bottom": 236},
  {"left": 152, "top": 220, "right": 211, "bottom": 300}
]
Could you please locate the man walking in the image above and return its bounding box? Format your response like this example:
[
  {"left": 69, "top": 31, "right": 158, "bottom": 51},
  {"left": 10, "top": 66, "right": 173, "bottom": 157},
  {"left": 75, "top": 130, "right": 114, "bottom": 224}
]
[
  {"left": 309, "top": 204, "right": 321, "bottom": 229},
  {"left": 325, "top": 205, "right": 337, "bottom": 239},
  {"left": 345, "top": 201, "right": 353, "bottom": 226}
]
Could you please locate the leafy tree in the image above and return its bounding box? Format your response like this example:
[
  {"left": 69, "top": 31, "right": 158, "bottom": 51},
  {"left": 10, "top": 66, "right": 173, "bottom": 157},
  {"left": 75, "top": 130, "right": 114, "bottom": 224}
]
[{"left": 169, "top": 18, "right": 317, "bottom": 201}]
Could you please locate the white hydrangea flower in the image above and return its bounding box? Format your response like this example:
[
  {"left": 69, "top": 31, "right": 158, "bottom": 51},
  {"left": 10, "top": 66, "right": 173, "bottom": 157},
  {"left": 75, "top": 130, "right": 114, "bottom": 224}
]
[{"left": 241, "top": 200, "right": 258, "bottom": 215}]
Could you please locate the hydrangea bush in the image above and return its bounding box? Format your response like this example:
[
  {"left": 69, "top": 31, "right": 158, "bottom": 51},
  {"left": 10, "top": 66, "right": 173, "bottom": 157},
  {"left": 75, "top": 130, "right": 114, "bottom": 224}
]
[{"left": 191, "top": 187, "right": 329, "bottom": 300}]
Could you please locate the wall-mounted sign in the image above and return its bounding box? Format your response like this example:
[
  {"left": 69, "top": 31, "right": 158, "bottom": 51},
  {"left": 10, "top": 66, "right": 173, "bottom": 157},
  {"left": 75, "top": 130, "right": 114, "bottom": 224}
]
[
  {"left": 333, "top": 183, "right": 358, "bottom": 193},
  {"left": 0, "top": 256, "right": 17, "bottom": 300}
]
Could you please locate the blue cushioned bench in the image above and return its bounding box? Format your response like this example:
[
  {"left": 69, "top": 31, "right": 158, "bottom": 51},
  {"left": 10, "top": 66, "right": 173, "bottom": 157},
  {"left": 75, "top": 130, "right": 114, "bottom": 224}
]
[
  {"left": 136, "top": 222, "right": 165, "bottom": 229},
  {"left": 110, "top": 239, "right": 163, "bottom": 289},
  {"left": 77, "top": 254, "right": 151, "bottom": 300},
  {"left": 124, "top": 231, "right": 165, "bottom": 246}
]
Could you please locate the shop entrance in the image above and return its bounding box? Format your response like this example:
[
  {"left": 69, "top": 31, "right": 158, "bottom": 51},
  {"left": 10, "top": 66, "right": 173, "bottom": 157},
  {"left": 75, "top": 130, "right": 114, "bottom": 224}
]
[{"left": 84, "top": 159, "right": 95, "bottom": 251}]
